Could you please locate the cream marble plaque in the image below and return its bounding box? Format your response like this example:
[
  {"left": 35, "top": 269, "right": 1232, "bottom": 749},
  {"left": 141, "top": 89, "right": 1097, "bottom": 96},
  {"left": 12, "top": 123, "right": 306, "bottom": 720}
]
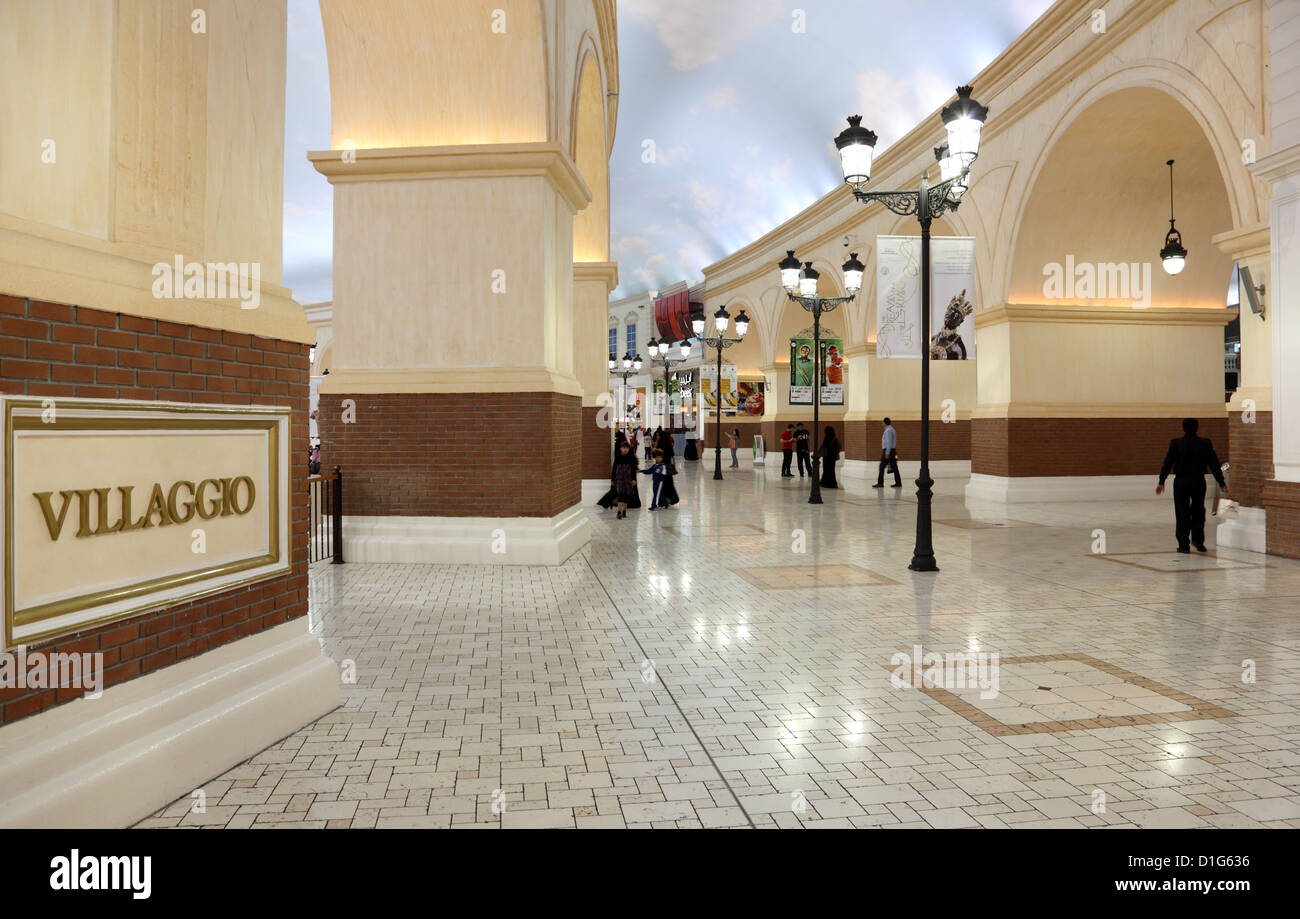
[{"left": 2, "top": 398, "right": 291, "bottom": 647}]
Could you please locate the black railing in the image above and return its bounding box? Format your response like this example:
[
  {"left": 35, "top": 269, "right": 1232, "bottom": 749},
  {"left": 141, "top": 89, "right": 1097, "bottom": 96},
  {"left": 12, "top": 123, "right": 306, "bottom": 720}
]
[{"left": 307, "top": 465, "right": 344, "bottom": 564}]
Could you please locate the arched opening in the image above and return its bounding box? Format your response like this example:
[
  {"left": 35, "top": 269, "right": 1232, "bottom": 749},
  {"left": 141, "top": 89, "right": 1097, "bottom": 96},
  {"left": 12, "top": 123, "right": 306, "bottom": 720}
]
[
  {"left": 572, "top": 51, "right": 609, "bottom": 262},
  {"left": 1008, "top": 87, "right": 1233, "bottom": 308}
]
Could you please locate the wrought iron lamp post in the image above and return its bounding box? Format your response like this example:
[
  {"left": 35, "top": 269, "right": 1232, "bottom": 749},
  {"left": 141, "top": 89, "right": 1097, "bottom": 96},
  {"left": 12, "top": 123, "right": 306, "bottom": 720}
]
[
  {"left": 834, "top": 84, "right": 989, "bottom": 571},
  {"left": 608, "top": 351, "right": 643, "bottom": 431},
  {"left": 647, "top": 337, "right": 692, "bottom": 429},
  {"left": 777, "top": 251, "right": 864, "bottom": 504},
  {"left": 691, "top": 306, "right": 749, "bottom": 481}
]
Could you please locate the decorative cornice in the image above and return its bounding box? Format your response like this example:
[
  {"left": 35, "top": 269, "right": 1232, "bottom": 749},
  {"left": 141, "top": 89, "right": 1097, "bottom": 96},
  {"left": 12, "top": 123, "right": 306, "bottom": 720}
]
[
  {"left": 0, "top": 226, "right": 315, "bottom": 345},
  {"left": 1211, "top": 222, "right": 1269, "bottom": 261},
  {"left": 976, "top": 303, "right": 1235, "bottom": 327},
  {"left": 307, "top": 142, "right": 592, "bottom": 211},
  {"left": 573, "top": 260, "right": 619, "bottom": 289},
  {"left": 1249, "top": 142, "right": 1300, "bottom": 183}
]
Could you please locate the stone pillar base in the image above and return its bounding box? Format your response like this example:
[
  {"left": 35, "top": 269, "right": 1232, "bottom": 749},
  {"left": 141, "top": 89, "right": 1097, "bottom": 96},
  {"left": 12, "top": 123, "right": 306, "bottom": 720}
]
[
  {"left": 1217, "top": 505, "right": 1267, "bottom": 554},
  {"left": 342, "top": 505, "right": 590, "bottom": 565},
  {"left": 1263, "top": 480, "right": 1300, "bottom": 558},
  {"left": 0, "top": 620, "right": 339, "bottom": 828}
]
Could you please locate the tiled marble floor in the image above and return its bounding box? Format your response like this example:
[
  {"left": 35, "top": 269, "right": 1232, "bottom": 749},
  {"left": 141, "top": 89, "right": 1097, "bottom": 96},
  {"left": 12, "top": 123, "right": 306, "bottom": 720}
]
[{"left": 141, "top": 460, "right": 1300, "bottom": 829}]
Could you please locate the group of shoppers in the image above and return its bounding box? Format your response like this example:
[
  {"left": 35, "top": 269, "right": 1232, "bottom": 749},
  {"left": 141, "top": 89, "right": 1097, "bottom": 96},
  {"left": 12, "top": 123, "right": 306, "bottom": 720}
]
[
  {"left": 778, "top": 421, "right": 842, "bottom": 488},
  {"left": 601, "top": 414, "right": 1227, "bottom": 556},
  {"left": 598, "top": 427, "right": 679, "bottom": 518}
]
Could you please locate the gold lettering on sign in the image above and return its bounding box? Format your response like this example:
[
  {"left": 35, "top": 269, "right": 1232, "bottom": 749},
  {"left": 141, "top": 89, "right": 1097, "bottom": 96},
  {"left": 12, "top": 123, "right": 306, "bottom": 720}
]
[
  {"left": 33, "top": 490, "right": 75, "bottom": 540},
  {"left": 32, "top": 477, "right": 257, "bottom": 541}
]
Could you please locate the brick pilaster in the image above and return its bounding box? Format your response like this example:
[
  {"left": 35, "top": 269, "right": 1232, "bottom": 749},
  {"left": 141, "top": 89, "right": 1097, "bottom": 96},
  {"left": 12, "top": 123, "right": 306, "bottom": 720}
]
[{"left": 0, "top": 293, "right": 310, "bottom": 726}]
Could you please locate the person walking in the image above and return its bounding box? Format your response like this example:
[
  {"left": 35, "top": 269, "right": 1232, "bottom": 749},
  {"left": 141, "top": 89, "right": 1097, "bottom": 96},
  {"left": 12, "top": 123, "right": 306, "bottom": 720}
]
[
  {"left": 794, "top": 422, "right": 811, "bottom": 477},
  {"left": 1156, "top": 418, "right": 1227, "bottom": 553},
  {"left": 655, "top": 428, "right": 677, "bottom": 475},
  {"left": 780, "top": 424, "right": 795, "bottom": 477},
  {"left": 818, "top": 425, "right": 841, "bottom": 489},
  {"left": 643, "top": 427, "right": 653, "bottom": 461},
  {"left": 728, "top": 428, "right": 740, "bottom": 468},
  {"left": 641, "top": 449, "right": 679, "bottom": 510},
  {"left": 873, "top": 417, "right": 902, "bottom": 488},
  {"left": 597, "top": 441, "right": 642, "bottom": 518}
]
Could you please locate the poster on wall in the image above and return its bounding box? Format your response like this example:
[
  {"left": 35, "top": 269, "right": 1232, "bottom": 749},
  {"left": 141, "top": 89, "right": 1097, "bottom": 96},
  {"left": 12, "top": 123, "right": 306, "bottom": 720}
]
[
  {"left": 876, "top": 235, "right": 977, "bottom": 359},
  {"left": 789, "top": 338, "right": 815, "bottom": 405},
  {"left": 732, "top": 381, "right": 765, "bottom": 416},
  {"left": 700, "top": 364, "right": 738, "bottom": 411},
  {"left": 820, "top": 338, "right": 845, "bottom": 405},
  {"left": 789, "top": 338, "right": 844, "bottom": 404}
]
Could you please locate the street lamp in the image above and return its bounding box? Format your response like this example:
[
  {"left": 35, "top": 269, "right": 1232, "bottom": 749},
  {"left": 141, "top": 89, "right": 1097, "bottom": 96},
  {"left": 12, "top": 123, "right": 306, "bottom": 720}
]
[
  {"left": 692, "top": 305, "right": 749, "bottom": 480},
  {"left": 610, "top": 351, "right": 643, "bottom": 430},
  {"left": 1160, "top": 159, "right": 1187, "bottom": 275},
  {"left": 836, "top": 83, "right": 989, "bottom": 572},
  {"left": 647, "top": 337, "right": 692, "bottom": 428},
  {"left": 778, "top": 251, "right": 863, "bottom": 504}
]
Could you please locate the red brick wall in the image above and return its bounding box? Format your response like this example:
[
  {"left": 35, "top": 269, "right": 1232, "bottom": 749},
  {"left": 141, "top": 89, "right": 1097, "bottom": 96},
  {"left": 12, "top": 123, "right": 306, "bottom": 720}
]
[
  {"left": 972, "top": 417, "right": 1229, "bottom": 477},
  {"left": 317, "top": 391, "right": 581, "bottom": 518},
  {"left": 1263, "top": 479, "right": 1300, "bottom": 559},
  {"left": 0, "top": 293, "right": 310, "bottom": 726},
  {"left": 860, "top": 419, "right": 969, "bottom": 462},
  {"left": 1227, "top": 411, "right": 1272, "bottom": 509},
  {"left": 582, "top": 406, "right": 611, "bottom": 479}
]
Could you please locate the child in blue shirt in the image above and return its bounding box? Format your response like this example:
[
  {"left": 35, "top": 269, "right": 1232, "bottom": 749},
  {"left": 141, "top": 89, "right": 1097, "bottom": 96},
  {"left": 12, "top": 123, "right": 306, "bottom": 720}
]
[{"left": 641, "top": 450, "right": 669, "bottom": 510}]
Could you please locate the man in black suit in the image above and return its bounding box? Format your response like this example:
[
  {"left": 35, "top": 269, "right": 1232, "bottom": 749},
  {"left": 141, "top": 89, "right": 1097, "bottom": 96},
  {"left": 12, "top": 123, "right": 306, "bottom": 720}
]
[{"left": 1156, "top": 418, "right": 1227, "bottom": 554}]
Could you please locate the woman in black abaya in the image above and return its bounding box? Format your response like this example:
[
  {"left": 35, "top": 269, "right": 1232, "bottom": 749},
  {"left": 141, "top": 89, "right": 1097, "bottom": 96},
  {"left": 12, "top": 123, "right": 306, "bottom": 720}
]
[
  {"left": 597, "top": 441, "right": 642, "bottom": 517},
  {"left": 818, "top": 425, "right": 841, "bottom": 489}
]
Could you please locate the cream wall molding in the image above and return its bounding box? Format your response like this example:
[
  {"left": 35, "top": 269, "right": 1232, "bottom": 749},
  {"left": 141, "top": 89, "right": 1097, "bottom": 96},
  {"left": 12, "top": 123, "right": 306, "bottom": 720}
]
[
  {"left": 573, "top": 260, "right": 619, "bottom": 289},
  {"left": 976, "top": 303, "right": 1237, "bottom": 327},
  {"left": 318, "top": 366, "right": 583, "bottom": 397},
  {"left": 1250, "top": 143, "right": 1300, "bottom": 183},
  {"left": 1211, "top": 222, "right": 1270, "bottom": 260},
  {"left": 308, "top": 142, "right": 592, "bottom": 211},
  {"left": 0, "top": 227, "right": 315, "bottom": 345}
]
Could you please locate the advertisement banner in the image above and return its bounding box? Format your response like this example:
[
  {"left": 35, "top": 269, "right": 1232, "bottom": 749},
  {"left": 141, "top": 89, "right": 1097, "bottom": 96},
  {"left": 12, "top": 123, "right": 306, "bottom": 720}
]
[
  {"left": 820, "top": 338, "right": 845, "bottom": 405},
  {"left": 734, "top": 381, "right": 765, "bottom": 416},
  {"left": 789, "top": 338, "right": 815, "bottom": 405},
  {"left": 876, "top": 235, "right": 977, "bottom": 359},
  {"left": 700, "top": 364, "right": 738, "bottom": 411}
]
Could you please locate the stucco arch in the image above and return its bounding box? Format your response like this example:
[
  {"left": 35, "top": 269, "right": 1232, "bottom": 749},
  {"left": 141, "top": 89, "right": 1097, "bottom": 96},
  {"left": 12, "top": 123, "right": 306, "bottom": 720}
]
[
  {"left": 571, "top": 42, "right": 610, "bottom": 262},
  {"left": 1007, "top": 85, "right": 1234, "bottom": 309},
  {"left": 1001, "top": 64, "right": 1255, "bottom": 308}
]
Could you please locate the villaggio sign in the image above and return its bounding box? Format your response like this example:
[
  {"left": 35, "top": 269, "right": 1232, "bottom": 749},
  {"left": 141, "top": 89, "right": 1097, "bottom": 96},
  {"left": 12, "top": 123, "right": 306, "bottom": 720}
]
[
  {"left": 1, "top": 398, "right": 290, "bottom": 648},
  {"left": 36, "top": 476, "right": 257, "bottom": 541}
]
